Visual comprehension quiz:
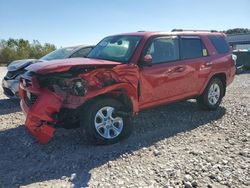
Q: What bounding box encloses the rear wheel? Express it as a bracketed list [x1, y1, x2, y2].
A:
[197, 78, 224, 110]
[80, 98, 133, 144]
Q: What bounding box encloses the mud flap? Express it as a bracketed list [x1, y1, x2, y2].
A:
[24, 89, 63, 144]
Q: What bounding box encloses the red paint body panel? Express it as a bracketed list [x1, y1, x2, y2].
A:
[138, 57, 207, 109]
[19, 31, 236, 144]
[20, 84, 63, 144]
[28, 58, 121, 74]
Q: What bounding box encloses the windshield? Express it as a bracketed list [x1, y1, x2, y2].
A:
[87, 35, 142, 63]
[40, 47, 77, 61]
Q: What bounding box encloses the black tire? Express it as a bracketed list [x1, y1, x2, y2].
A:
[197, 78, 224, 111]
[80, 98, 133, 145]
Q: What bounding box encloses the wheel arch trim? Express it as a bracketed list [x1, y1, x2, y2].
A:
[82, 83, 139, 114]
[199, 72, 227, 96]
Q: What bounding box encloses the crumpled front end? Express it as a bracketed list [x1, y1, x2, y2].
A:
[19, 61, 139, 144]
[19, 76, 63, 144]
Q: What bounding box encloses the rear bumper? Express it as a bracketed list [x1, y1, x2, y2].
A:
[19, 81, 63, 144]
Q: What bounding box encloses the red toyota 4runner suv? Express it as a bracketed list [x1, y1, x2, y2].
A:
[19, 30, 236, 144]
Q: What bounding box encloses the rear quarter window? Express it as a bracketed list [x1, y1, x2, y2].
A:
[209, 35, 230, 54]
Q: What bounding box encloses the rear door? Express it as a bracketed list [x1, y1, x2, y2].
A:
[178, 35, 211, 94]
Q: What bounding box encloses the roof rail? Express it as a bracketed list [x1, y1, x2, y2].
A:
[171, 29, 218, 33]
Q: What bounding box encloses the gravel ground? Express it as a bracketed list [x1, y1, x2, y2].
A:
[0, 67, 249, 188]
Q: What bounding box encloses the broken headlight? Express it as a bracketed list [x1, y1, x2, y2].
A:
[37, 74, 87, 96]
[70, 79, 86, 96]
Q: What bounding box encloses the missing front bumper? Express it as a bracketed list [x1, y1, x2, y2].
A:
[21, 89, 63, 144]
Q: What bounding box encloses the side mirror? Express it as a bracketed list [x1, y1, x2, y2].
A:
[142, 54, 152, 66]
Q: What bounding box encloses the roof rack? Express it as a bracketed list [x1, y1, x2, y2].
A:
[171, 29, 218, 33]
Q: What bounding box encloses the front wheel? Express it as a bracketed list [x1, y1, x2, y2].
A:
[197, 78, 224, 110]
[80, 98, 133, 144]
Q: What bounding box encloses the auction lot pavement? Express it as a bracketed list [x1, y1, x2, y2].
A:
[0, 67, 249, 188]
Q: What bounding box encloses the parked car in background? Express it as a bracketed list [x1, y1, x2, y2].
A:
[2, 45, 94, 97]
[233, 48, 250, 72]
[19, 30, 235, 145]
[232, 53, 243, 74]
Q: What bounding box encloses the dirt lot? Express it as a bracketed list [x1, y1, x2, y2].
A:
[0, 67, 249, 188]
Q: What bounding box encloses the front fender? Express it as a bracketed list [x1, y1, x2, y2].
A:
[85, 83, 139, 113]
[63, 64, 140, 113]
[63, 82, 139, 113]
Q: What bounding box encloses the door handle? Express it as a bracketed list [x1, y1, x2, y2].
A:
[204, 62, 213, 67]
[167, 66, 185, 74]
[174, 66, 185, 72]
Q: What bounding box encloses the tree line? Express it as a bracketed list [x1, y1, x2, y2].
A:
[223, 28, 250, 35]
[0, 39, 56, 65]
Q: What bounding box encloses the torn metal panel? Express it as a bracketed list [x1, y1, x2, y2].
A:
[21, 88, 63, 144]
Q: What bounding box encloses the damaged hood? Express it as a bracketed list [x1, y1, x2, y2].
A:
[26, 58, 122, 74]
[8, 59, 42, 71]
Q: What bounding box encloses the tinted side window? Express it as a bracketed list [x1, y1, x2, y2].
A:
[209, 35, 229, 54]
[145, 36, 179, 64]
[180, 37, 206, 59]
[70, 47, 93, 58]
